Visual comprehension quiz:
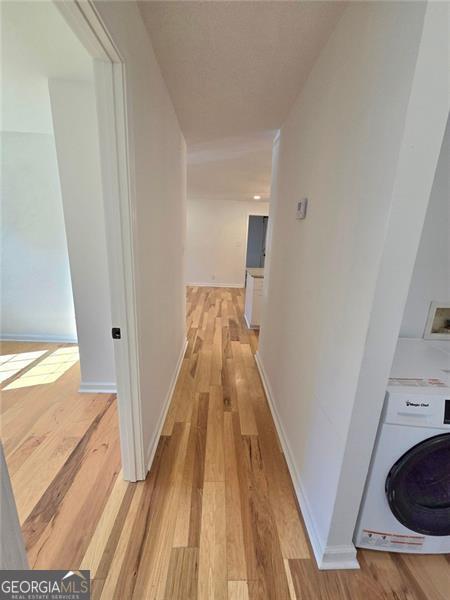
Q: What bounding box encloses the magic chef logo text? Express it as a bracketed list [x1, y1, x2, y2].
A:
[406, 401, 430, 407]
[1, 570, 89, 599]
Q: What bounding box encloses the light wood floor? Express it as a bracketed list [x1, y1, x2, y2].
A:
[1, 288, 449, 599]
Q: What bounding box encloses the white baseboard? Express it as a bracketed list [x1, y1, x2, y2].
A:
[79, 382, 117, 394]
[0, 333, 78, 344]
[145, 338, 188, 471]
[254, 351, 360, 571]
[186, 282, 243, 289]
[244, 314, 259, 330]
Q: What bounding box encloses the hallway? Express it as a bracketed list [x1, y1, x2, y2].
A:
[1, 0, 449, 595]
[88, 286, 311, 599]
[2, 289, 447, 599]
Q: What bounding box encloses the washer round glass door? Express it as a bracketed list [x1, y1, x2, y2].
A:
[385, 433, 450, 536]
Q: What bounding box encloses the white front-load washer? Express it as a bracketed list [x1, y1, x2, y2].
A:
[354, 338, 450, 554]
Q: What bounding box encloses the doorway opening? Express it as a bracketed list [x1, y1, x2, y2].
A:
[244, 214, 269, 329]
[1, 0, 143, 569]
[0, 0, 123, 567]
[246, 214, 269, 269]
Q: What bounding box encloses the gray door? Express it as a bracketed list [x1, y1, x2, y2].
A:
[246, 215, 268, 268]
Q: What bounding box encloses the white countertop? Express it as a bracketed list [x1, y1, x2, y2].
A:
[247, 268, 264, 279]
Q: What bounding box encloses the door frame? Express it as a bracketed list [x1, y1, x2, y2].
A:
[1, 444, 29, 569]
[55, 0, 145, 481]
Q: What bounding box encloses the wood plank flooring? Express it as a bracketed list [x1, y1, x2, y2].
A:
[0, 340, 120, 571]
[1, 288, 449, 599]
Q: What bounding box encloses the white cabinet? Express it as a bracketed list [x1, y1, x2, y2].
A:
[244, 269, 264, 329]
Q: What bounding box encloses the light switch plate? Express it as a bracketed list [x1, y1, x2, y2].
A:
[296, 198, 308, 219]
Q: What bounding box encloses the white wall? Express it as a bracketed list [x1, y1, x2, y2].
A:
[49, 80, 115, 390]
[186, 198, 269, 287]
[93, 1, 187, 463]
[1, 131, 77, 342]
[1, 0, 93, 134]
[1, 2, 78, 342]
[258, 1, 449, 569]
[400, 117, 450, 338]
[1, 39, 54, 135]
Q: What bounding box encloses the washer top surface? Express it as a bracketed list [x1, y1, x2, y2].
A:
[388, 338, 450, 393]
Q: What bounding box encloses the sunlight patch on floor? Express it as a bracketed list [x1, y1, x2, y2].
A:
[0, 351, 48, 383]
[3, 347, 79, 390]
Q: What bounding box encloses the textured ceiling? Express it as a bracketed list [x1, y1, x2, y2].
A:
[139, 1, 345, 144]
[188, 132, 274, 201]
[138, 1, 346, 201]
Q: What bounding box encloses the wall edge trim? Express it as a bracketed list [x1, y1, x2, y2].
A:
[79, 382, 117, 394]
[186, 282, 244, 288]
[0, 333, 78, 344]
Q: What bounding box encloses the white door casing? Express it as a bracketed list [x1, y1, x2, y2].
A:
[54, 0, 145, 481]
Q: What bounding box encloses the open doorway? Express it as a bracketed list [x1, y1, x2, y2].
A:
[1, 0, 116, 387]
[1, 0, 144, 482]
[0, 0, 120, 566]
[246, 214, 269, 269]
[244, 214, 269, 329]
[1, 0, 143, 569]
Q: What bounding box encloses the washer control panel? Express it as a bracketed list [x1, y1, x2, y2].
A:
[384, 391, 450, 429]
